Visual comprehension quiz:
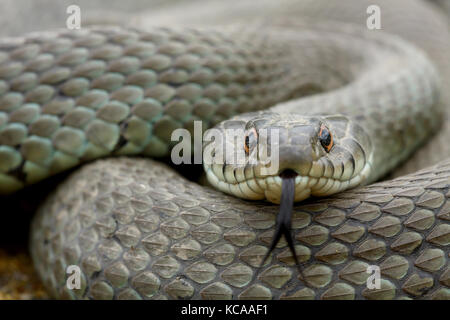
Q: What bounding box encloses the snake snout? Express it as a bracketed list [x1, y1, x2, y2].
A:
[274, 142, 316, 177]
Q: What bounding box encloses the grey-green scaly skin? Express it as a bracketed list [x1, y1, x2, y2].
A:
[30, 157, 450, 299]
[0, 26, 300, 193]
[0, 0, 447, 299]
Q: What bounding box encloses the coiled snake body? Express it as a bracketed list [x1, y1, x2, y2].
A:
[0, 0, 448, 299]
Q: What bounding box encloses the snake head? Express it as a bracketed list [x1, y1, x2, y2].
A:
[203, 111, 373, 204]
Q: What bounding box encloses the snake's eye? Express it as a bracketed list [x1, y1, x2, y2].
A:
[244, 128, 258, 155]
[319, 124, 333, 152]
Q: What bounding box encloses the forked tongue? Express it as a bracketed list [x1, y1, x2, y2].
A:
[259, 170, 301, 274]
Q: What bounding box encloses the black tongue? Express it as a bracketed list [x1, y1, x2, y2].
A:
[260, 172, 301, 271]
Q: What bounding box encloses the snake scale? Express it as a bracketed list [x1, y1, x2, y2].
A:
[0, 0, 448, 299]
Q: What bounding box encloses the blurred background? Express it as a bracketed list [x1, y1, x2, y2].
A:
[0, 0, 448, 37]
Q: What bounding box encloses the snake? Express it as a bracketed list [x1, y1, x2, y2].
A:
[0, 0, 448, 299]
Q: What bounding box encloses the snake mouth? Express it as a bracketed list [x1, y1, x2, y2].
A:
[279, 169, 298, 179]
[204, 158, 373, 204]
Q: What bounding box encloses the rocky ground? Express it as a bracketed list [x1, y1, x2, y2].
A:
[0, 249, 47, 299]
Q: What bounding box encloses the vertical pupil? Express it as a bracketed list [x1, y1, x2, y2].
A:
[245, 135, 250, 148]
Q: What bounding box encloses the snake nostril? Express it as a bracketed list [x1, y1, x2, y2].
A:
[279, 169, 298, 179]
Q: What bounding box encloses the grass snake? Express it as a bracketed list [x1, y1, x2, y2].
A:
[0, 0, 448, 299]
